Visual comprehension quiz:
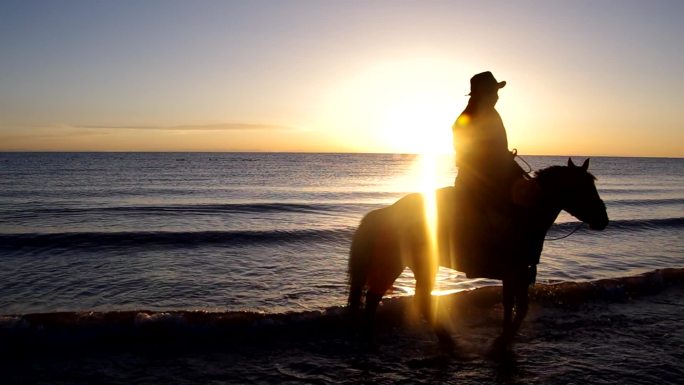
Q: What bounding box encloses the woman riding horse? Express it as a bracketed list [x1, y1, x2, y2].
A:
[347, 159, 608, 347]
[347, 72, 608, 347]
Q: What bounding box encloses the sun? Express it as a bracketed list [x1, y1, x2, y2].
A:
[377, 93, 456, 155]
[318, 56, 470, 155]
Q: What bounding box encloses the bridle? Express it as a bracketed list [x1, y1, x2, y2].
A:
[512, 152, 590, 241]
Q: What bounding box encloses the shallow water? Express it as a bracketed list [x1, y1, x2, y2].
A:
[3, 271, 682, 385]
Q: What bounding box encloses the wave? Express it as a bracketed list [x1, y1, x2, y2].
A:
[0, 228, 356, 250]
[0, 202, 382, 217]
[546, 217, 684, 234]
[1, 217, 681, 251]
[607, 197, 684, 206]
[1, 268, 682, 352]
[601, 217, 684, 231]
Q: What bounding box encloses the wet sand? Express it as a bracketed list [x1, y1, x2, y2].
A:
[4, 289, 682, 384]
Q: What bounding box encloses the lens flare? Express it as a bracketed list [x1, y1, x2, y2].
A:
[417, 153, 440, 322]
[455, 114, 470, 127]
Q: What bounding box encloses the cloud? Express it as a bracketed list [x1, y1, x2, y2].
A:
[0, 130, 105, 140]
[70, 123, 297, 131]
[0, 122, 310, 151]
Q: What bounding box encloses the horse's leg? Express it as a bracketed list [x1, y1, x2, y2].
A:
[363, 290, 383, 341]
[501, 278, 515, 339]
[511, 278, 530, 335]
[414, 277, 433, 325]
[362, 260, 405, 343]
[415, 273, 454, 348]
[498, 276, 530, 347]
[489, 278, 515, 352]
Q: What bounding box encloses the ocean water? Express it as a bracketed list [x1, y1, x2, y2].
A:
[0, 152, 682, 315]
[1, 152, 683, 384]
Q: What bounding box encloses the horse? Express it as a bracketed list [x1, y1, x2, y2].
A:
[347, 158, 608, 347]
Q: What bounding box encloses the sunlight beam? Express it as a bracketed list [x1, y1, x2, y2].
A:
[417, 152, 440, 322]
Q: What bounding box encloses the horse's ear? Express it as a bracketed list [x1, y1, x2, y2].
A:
[568, 158, 576, 168]
[581, 158, 590, 171]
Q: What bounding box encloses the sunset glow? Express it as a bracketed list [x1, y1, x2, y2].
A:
[1, 2, 682, 157]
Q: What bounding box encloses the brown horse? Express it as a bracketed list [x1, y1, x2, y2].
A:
[347, 158, 608, 346]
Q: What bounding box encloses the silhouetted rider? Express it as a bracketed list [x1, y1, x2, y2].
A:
[452, 71, 525, 207]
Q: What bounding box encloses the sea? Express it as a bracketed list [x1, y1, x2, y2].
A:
[1, 152, 682, 384]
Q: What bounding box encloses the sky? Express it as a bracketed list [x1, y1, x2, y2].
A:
[1, 0, 682, 157]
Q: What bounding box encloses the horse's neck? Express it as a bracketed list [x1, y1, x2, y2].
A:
[536, 199, 563, 232]
[534, 174, 567, 232]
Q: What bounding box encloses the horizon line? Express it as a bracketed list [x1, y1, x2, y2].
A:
[0, 150, 681, 159]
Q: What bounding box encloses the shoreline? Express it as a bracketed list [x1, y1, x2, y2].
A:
[2, 269, 683, 384]
[2, 268, 682, 353]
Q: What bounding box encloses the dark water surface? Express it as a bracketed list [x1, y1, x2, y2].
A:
[1, 153, 682, 314]
[1, 153, 682, 383]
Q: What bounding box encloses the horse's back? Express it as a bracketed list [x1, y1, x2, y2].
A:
[351, 185, 524, 283]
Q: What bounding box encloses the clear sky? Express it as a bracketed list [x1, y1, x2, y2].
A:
[1, 0, 682, 156]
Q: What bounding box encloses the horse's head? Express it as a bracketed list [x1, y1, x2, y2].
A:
[536, 158, 609, 230]
[561, 158, 609, 230]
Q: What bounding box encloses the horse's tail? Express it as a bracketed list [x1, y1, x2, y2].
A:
[347, 210, 380, 311]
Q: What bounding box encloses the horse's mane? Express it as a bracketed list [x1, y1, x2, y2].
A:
[533, 165, 597, 183]
[533, 165, 564, 181]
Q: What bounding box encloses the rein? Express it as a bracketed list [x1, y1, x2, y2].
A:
[545, 222, 583, 241]
[512, 149, 533, 175]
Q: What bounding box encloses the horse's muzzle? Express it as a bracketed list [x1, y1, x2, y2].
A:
[589, 212, 609, 230]
[588, 201, 609, 230]
[589, 220, 608, 231]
